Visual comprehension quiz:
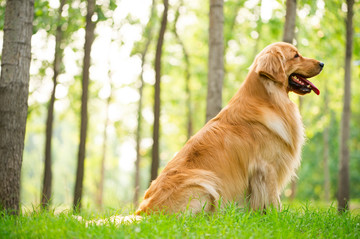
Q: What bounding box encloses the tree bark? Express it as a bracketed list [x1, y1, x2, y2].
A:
[0, 0, 34, 214]
[206, 0, 224, 122]
[41, 0, 66, 210]
[338, 0, 353, 213]
[150, 0, 168, 183]
[73, 0, 96, 212]
[173, 0, 193, 139]
[134, 0, 156, 207]
[323, 83, 330, 202]
[282, 0, 297, 44]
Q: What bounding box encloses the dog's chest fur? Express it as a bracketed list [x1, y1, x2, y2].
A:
[263, 105, 304, 150]
[261, 80, 305, 155]
[259, 101, 304, 188]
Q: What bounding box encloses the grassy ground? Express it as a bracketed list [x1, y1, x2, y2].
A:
[1, 203, 359, 238]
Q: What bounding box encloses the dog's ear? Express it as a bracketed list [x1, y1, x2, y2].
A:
[255, 52, 286, 84]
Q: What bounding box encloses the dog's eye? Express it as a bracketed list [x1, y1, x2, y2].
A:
[294, 53, 299, 58]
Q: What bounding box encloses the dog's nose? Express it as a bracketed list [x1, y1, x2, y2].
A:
[319, 62, 324, 68]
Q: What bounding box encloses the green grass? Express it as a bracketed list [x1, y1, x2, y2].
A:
[1, 203, 359, 238]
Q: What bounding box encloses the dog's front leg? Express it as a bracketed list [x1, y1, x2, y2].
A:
[248, 164, 281, 211]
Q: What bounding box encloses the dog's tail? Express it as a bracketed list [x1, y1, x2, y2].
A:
[135, 169, 221, 215]
[74, 214, 142, 227]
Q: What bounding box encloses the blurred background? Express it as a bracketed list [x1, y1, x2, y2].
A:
[1, 0, 359, 211]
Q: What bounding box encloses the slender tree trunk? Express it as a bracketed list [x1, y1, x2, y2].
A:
[96, 94, 111, 210]
[134, 0, 156, 207]
[150, 0, 169, 183]
[323, 83, 330, 202]
[0, 0, 34, 214]
[282, 0, 296, 44]
[252, 16, 263, 58]
[206, 0, 224, 122]
[224, 1, 242, 68]
[338, 0, 353, 213]
[173, 0, 193, 139]
[185, 56, 193, 139]
[224, 0, 242, 53]
[134, 77, 144, 206]
[73, 0, 96, 212]
[41, 0, 66, 210]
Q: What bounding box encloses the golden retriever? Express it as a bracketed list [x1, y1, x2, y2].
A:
[136, 42, 324, 214]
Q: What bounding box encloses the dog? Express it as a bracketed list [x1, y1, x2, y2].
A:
[136, 42, 324, 215]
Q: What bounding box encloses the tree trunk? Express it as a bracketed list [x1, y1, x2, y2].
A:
[252, 10, 263, 58]
[150, 0, 168, 183]
[173, 0, 193, 139]
[206, 0, 224, 122]
[73, 0, 96, 212]
[323, 83, 330, 202]
[41, 0, 66, 210]
[282, 0, 297, 44]
[96, 94, 111, 210]
[0, 0, 34, 214]
[134, 0, 156, 207]
[338, 0, 353, 213]
[224, 1, 242, 76]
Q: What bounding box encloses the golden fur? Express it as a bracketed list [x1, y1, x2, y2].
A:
[136, 42, 323, 214]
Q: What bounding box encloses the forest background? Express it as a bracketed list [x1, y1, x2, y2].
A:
[0, 0, 359, 212]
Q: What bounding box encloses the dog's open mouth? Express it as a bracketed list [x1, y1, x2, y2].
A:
[288, 74, 320, 95]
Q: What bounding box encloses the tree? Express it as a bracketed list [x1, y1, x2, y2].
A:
[282, 0, 296, 44]
[134, 0, 156, 207]
[0, 0, 34, 213]
[173, 0, 193, 139]
[41, 0, 66, 210]
[338, 0, 354, 212]
[73, 0, 96, 212]
[224, 0, 242, 54]
[206, 0, 224, 122]
[150, 0, 169, 183]
[96, 91, 111, 210]
[323, 82, 330, 202]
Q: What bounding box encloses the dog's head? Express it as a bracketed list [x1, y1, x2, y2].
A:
[253, 42, 324, 95]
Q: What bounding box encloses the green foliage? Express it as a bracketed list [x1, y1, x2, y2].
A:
[33, 0, 52, 33]
[95, 0, 117, 23]
[1, 204, 359, 238]
[0, 1, 6, 29]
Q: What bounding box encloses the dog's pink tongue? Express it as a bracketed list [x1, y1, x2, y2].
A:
[298, 75, 320, 95]
[303, 78, 320, 95]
